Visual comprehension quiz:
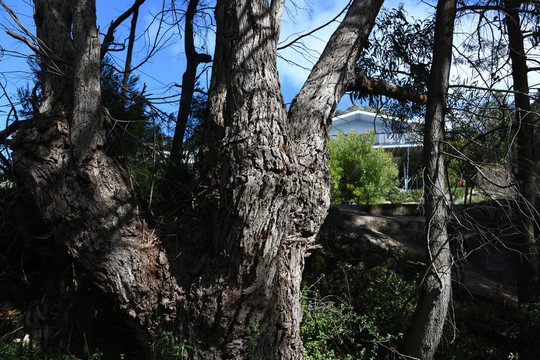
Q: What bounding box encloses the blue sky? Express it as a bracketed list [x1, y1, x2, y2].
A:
[0, 0, 434, 128]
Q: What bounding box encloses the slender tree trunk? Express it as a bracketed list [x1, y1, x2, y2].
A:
[121, 1, 140, 98]
[13, 0, 383, 358]
[504, 0, 539, 354]
[404, 0, 456, 358]
[169, 0, 211, 163]
[504, 0, 540, 306]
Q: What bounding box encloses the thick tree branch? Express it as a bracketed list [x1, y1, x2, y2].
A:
[169, 0, 212, 160]
[0, 121, 29, 144]
[121, 0, 140, 97]
[289, 0, 384, 136]
[270, 0, 286, 33]
[349, 72, 428, 104]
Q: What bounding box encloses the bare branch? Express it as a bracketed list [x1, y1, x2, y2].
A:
[278, 0, 353, 51]
[0, 0, 40, 43]
[5, 30, 40, 54]
[449, 83, 539, 101]
[100, 0, 146, 60]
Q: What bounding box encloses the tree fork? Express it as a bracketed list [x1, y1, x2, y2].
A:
[12, 0, 385, 358]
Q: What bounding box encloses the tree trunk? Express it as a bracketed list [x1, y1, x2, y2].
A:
[504, 0, 539, 354]
[504, 0, 540, 306]
[404, 0, 456, 358]
[121, 0, 140, 98]
[13, 0, 383, 358]
[15, 0, 181, 351]
[169, 0, 211, 163]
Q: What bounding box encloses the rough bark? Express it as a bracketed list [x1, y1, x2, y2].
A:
[13, 0, 383, 358]
[504, 0, 540, 306]
[404, 0, 456, 358]
[16, 0, 181, 350]
[186, 0, 383, 357]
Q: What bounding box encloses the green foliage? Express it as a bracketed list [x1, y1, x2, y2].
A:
[101, 58, 158, 159]
[150, 318, 191, 360]
[386, 187, 423, 204]
[301, 290, 358, 360]
[355, 5, 434, 121]
[246, 322, 261, 359]
[328, 130, 398, 204]
[515, 303, 540, 359]
[301, 258, 416, 360]
[0, 338, 107, 360]
[100, 58, 172, 210]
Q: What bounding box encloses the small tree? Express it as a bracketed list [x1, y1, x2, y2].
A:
[328, 130, 398, 204]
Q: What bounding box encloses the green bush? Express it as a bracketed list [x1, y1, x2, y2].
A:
[300, 291, 352, 360]
[328, 130, 398, 204]
[386, 187, 423, 204]
[0, 338, 98, 359]
[301, 260, 415, 359]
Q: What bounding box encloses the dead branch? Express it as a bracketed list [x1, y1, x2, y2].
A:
[101, 0, 146, 60]
[6, 31, 40, 55]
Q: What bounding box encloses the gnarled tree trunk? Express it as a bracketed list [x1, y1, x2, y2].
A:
[13, 0, 383, 358]
[14, 0, 181, 349]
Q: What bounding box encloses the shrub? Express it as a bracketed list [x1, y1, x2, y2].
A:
[328, 130, 398, 204]
[301, 260, 416, 359]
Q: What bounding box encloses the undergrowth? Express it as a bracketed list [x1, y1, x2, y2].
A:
[300, 254, 416, 359]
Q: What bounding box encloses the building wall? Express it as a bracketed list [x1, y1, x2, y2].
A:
[330, 110, 390, 137]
